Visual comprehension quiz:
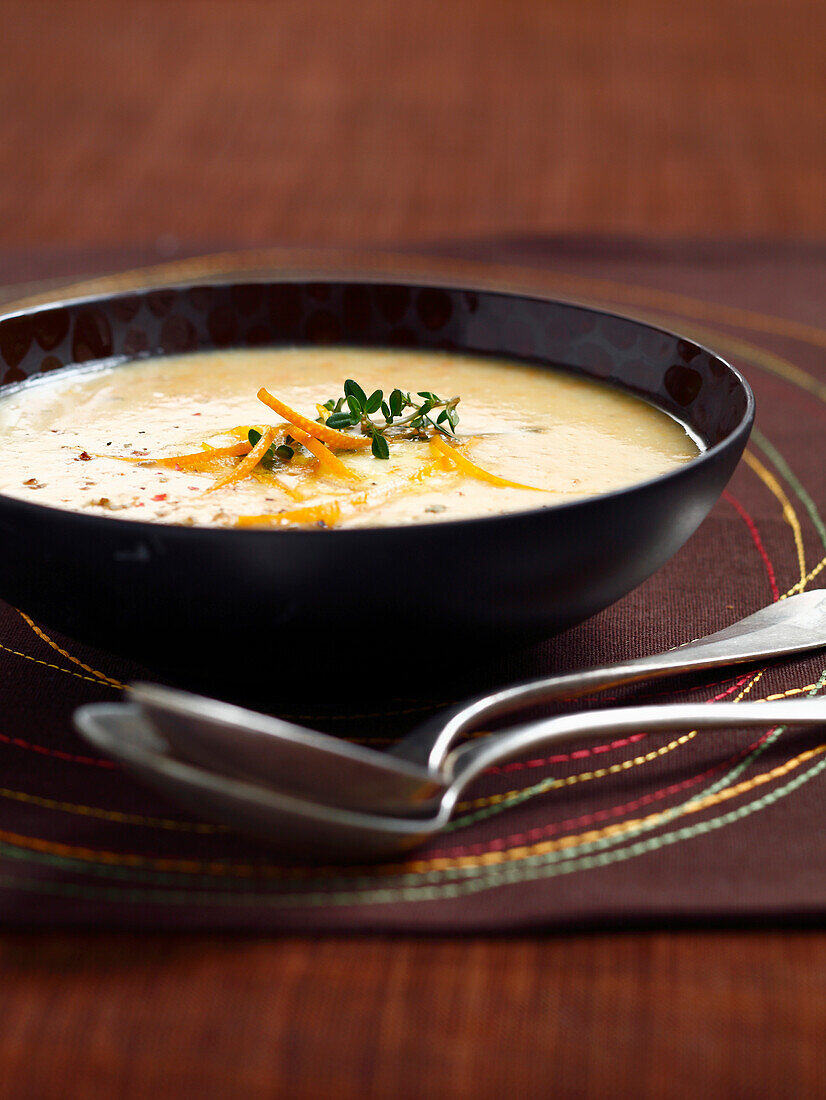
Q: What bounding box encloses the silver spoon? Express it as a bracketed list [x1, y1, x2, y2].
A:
[124, 592, 826, 815]
[75, 696, 826, 862]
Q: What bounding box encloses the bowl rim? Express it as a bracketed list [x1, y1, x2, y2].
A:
[0, 277, 755, 541]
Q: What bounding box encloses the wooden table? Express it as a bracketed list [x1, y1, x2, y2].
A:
[1, 2, 825, 1097]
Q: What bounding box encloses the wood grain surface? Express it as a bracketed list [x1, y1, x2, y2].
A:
[1, 2, 825, 1098]
[3, 929, 826, 1100]
[0, 0, 824, 249]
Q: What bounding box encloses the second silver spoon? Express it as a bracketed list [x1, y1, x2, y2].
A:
[75, 696, 826, 862]
[128, 591, 826, 815]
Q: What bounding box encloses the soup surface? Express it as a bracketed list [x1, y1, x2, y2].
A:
[0, 348, 699, 528]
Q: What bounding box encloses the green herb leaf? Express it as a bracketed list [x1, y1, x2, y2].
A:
[344, 379, 367, 405]
[275, 444, 294, 461]
[320, 381, 461, 453]
[326, 412, 358, 429]
[370, 430, 390, 460]
[365, 389, 383, 414]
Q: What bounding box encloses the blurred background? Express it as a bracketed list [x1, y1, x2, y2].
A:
[1, 0, 823, 272]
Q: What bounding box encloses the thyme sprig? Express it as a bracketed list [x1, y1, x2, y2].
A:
[321, 380, 461, 459]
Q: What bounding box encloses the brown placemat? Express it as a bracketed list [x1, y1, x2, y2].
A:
[1, 239, 825, 932]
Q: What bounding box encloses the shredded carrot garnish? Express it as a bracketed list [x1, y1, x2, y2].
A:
[257, 388, 372, 451]
[429, 434, 548, 492]
[236, 502, 342, 529]
[205, 427, 277, 493]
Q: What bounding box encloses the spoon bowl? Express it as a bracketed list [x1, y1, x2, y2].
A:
[75, 696, 826, 862]
[127, 591, 826, 816]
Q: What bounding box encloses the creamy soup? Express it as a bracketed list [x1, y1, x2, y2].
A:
[0, 348, 700, 528]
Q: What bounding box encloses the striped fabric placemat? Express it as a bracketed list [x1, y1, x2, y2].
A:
[0, 239, 824, 931]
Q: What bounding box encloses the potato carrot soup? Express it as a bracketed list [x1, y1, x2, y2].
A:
[0, 347, 700, 529]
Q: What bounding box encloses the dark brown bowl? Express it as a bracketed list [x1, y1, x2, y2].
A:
[0, 278, 753, 694]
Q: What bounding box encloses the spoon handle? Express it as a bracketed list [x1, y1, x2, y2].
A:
[398, 591, 826, 772]
[444, 698, 826, 801]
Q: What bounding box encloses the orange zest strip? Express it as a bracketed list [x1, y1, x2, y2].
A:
[429, 434, 547, 492]
[162, 442, 252, 466]
[257, 388, 372, 451]
[291, 428, 364, 482]
[410, 458, 449, 482]
[211, 426, 307, 497]
[226, 425, 264, 440]
[249, 467, 304, 501]
[236, 502, 342, 528]
[227, 425, 308, 459]
[106, 442, 252, 467]
[206, 427, 277, 492]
